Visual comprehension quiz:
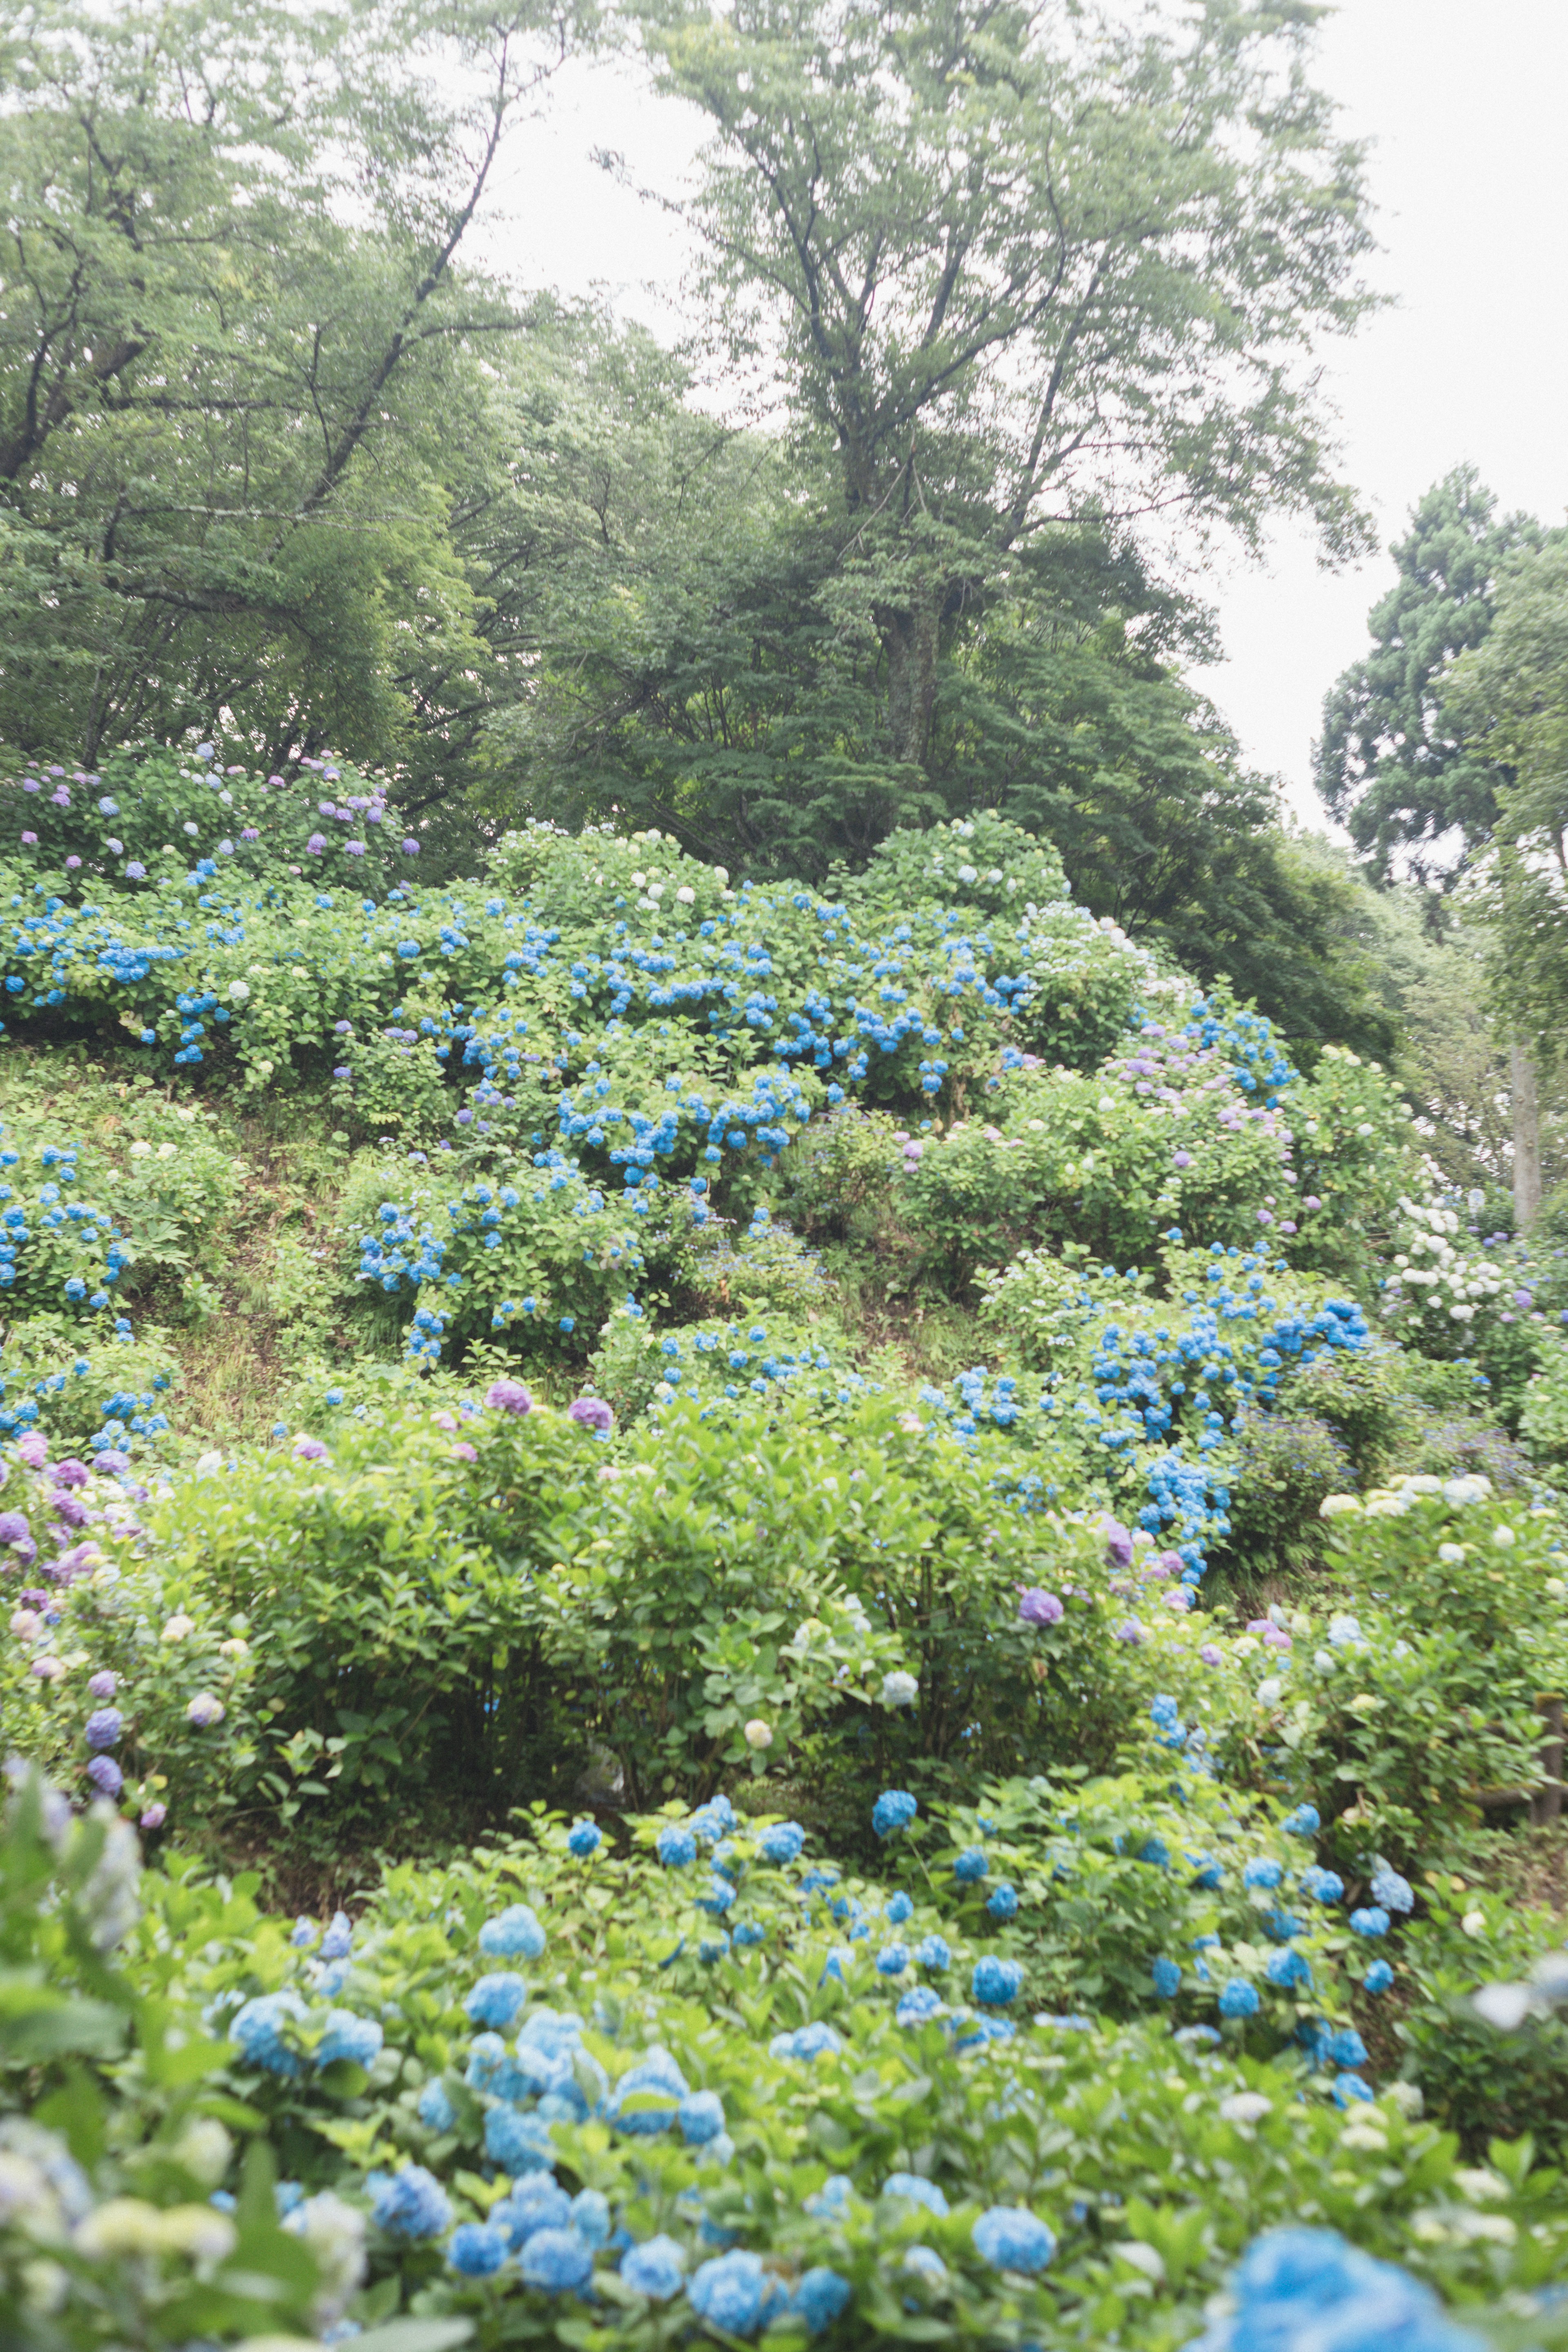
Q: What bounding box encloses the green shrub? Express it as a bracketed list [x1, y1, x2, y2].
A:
[1392, 1886, 1568, 2160]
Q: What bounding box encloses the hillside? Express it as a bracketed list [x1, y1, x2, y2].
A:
[6, 743, 1568, 2352]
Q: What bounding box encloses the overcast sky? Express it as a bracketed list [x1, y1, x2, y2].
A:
[474, 0, 1568, 829]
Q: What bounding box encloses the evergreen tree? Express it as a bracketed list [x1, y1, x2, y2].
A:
[1314, 468, 1539, 885]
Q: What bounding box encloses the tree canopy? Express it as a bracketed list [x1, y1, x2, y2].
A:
[635, 0, 1377, 768]
[0, 0, 583, 778]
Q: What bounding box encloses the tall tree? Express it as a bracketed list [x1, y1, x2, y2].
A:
[626, 0, 1378, 776]
[1315, 472, 1559, 1227]
[1448, 540, 1568, 1114]
[0, 0, 583, 777]
[1314, 467, 1539, 885]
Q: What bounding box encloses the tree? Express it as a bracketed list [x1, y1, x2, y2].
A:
[0, 0, 582, 782]
[1316, 472, 1561, 1227]
[1448, 541, 1568, 1103]
[1314, 467, 1539, 885]
[628, 0, 1378, 777]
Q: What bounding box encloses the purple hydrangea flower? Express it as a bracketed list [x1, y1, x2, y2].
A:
[85, 1707, 123, 1751]
[567, 1396, 613, 1432]
[1101, 1517, 1134, 1569]
[86, 1754, 123, 1797]
[87, 1670, 118, 1699]
[1017, 1586, 1063, 1626]
[485, 1378, 532, 1416]
[140, 1801, 167, 1829]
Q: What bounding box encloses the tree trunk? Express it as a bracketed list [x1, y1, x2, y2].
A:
[879, 596, 939, 769]
[1511, 1042, 1543, 1233]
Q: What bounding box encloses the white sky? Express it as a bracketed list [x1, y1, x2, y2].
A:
[475, 0, 1568, 828]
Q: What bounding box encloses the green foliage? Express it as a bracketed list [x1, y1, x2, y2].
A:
[1254, 1482, 1568, 1869]
[0, 1455, 259, 1826]
[1521, 1338, 1568, 1466]
[0, 1771, 326, 2348]
[1392, 1887, 1568, 2160]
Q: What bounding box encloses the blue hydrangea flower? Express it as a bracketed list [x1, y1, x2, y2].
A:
[1349, 1906, 1390, 1938]
[679, 2090, 726, 2145]
[290, 1918, 318, 1950]
[1363, 1960, 1395, 1995]
[416, 2080, 457, 2132]
[696, 1874, 735, 1916]
[571, 2190, 610, 2247]
[1218, 1979, 1260, 2019]
[318, 2009, 384, 2069]
[657, 1824, 698, 1869]
[1221, 2225, 1472, 2352]
[519, 2226, 594, 2294]
[804, 2176, 853, 2218]
[886, 1890, 913, 1924]
[758, 1820, 806, 1865]
[689, 2248, 773, 2335]
[1332, 2072, 1374, 2108]
[792, 2267, 851, 2333]
[768, 2021, 844, 2063]
[483, 2107, 554, 2173]
[1327, 2027, 1368, 2069]
[902, 2245, 947, 2287]
[321, 1909, 353, 1960]
[872, 1789, 918, 1838]
[1265, 1947, 1312, 1989]
[972, 1956, 1023, 2007]
[1151, 1958, 1182, 1999]
[953, 1846, 987, 1882]
[608, 2046, 688, 2132]
[230, 1989, 309, 2078]
[916, 1934, 951, 1970]
[493, 2171, 571, 2246]
[690, 1795, 737, 1844]
[368, 2163, 452, 2240]
[1370, 1864, 1414, 1915]
[972, 2207, 1055, 2272]
[1243, 1858, 1284, 1890]
[1281, 1804, 1320, 1837]
[448, 2221, 508, 2276]
[465, 1972, 527, 2029]
[884, 2173, 949, 2216]
[622, 2233, 686, 2300]
[897, 1984, 944, 2026]
[479, 1904, 546, 1960]
[876, 1942, 910, 1976]
[567, 1820, 602, 1857]
[987, 1882, 1019, 1921]
[734, 1921, 766, 1948]
[1301, 1866, 1345, 1905]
